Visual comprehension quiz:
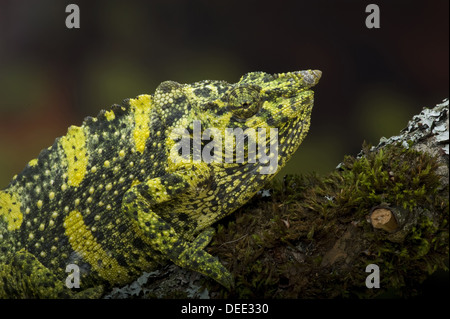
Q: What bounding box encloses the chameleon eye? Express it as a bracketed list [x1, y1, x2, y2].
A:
[227, 85, 261, 121]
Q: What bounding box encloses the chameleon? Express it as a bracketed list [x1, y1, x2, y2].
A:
[0, 69, 321, 298]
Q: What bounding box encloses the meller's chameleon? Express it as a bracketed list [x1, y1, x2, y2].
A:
[0, 70, 321, 298]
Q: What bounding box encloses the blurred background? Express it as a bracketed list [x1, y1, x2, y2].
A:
[0, 0, 448, 298]
[0, 0, 448, 185]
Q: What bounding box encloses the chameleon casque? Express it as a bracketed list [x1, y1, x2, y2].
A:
[0, 70, 321, 298]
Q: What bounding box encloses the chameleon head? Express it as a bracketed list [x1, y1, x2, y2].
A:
[226, 70, 321, 171]
[163, 70, 321, 177]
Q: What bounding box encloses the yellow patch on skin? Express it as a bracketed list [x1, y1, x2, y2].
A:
[60, 125, 88, 187]
[131, 179, 141, 187]
[63, 210, 132, 284]
[104, 110, 115, 121]
[145, 178, 171, 203]
[28, 159, 38, 167]
[0, 191, 23, 231]
[129, 94, 152, 154]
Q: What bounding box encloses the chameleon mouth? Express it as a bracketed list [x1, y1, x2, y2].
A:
[277, 114, 309, 162]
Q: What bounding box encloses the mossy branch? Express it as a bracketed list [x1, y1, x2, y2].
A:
[106, 99, 449, 299]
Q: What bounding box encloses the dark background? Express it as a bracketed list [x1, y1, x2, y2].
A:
[0, 0, 448, 298]
[0, 0, 448, 185]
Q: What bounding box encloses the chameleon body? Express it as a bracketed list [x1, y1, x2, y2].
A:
[0, 70, 321, 298]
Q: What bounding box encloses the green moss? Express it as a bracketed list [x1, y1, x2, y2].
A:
[208, 143, 449, 298]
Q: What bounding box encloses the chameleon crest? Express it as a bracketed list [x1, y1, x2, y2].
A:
[0, 70, 321, 298]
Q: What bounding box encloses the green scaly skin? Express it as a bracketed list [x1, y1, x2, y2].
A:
[0, 70, 321, 298]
